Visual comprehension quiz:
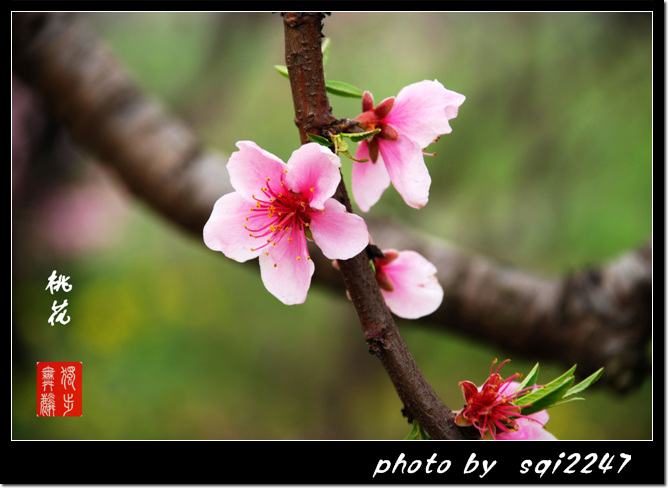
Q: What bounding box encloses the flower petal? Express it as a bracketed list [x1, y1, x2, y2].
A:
[378, 136, 431, 209]
[379, 250, 443, 319]
[497, 418, 557, 440]
[203, 192, 260, 262]
[309, 199, 369, 260]
[351, 140, 391, 212]
[227, 141, 289, 200]
[259, 238, 315, 305]
[389, 79, 466, 149]
[284, 142, 341, 210]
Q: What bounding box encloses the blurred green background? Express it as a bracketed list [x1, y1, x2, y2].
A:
[12, 12, 652, 440]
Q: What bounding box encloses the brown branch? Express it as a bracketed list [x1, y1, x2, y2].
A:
[12, 12, 652, 396]
[366, 221, 652, 394]
[12, 12, 226, 237]
[281, 12, 471, 440]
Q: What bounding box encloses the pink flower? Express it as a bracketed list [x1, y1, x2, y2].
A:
[372, 249, 443, 319]
[203, 141, 369, 305]
[496, 384, 557, 440]
[352, 80, 465, 212]
[454, 359, 556, 440]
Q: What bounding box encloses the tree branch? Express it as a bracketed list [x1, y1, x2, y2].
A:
[12, 12, 652, 395]
[281, 12, 471, 439]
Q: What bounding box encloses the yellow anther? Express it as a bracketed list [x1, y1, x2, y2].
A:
[310, 187, 314, 192]
[296, 256, 301, 260]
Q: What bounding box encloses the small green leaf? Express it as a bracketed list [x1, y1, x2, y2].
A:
[306, 133, 333, 147]
[339, 150, 368, 163]
[325, 80, 364, 98]
[333, 135, 349, 154]
[274, 65, 289, 79]
[321, 37, 331, 67]
[515, 364, 577, 408]
[515, 362, 540, 394]
[341, 128, 381, 142]
[565, 367, 604, 397]
[520, 378, 574, 416]
[547, 396, 585, 409]
[405, 421, 431, 440]
[405, 422, 419, 440]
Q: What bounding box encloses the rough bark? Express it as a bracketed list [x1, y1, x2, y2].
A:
[281, 12, 472, 439]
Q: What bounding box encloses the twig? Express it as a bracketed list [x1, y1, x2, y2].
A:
[281, 12, 473, 439]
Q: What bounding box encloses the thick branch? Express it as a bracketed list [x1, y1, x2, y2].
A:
[12, 12, 652, 395]
[282, 12, 470, 440]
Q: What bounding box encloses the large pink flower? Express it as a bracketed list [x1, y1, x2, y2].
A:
[204, 141, 369, 305]
[372, 249, 443, 319]
[352, 79, 465, 212]
[454, 359, 557, 440]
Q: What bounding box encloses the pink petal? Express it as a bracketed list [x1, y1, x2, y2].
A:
[388, 79, 466, 149]
[285, 143, 341, 209]
[497, 418, 557, 440]
[380, 250, 443, 319]
[378, 136, 431, 209]
[203, 192, 260, 263]
[309, 199, 369, 260]
[351, 141, 391, 212]
[227, 141, 289, 199]
[259, 239, 315, 305]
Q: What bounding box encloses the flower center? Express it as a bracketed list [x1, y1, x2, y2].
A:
[456, 360, 538, 439]
[354, 96, 399, 163]
[244, 170, 314, 265]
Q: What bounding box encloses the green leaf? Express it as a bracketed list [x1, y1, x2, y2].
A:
[404, 421, 431, 440]
[515, 364, 578, 415]
[339, 150, 368, 163]
[306, 133, 333, 147]
[321, 37, 331, 67]
[274, 65, 289, 79]
[565, 367, 604, 398]
[547, 396, 585, 408]
[341, 128, 381, 142]
[325, 80, 364, 98]
[520, 378, 574, 416]
[515, 365, 574, 407]
[515, 362, 540, 394]
[515, 364, 577, 406]
[333, 135, 349, 154]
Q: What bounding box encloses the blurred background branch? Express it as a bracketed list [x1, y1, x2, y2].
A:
[12, 11, 653, 439]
